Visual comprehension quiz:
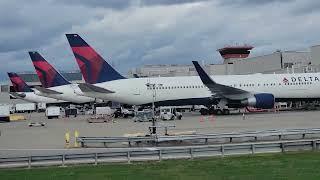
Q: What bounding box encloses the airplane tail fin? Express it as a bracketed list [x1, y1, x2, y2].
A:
[7, 72, 33, 92]
[28, 51, 71, 88]
[66, 34, 126, 84]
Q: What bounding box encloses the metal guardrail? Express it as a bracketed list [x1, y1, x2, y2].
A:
[77, 128, 320, 147]
[77, 136, 155, 147]
[0, 139, 319, 168]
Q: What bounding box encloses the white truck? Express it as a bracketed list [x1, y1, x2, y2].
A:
[45, 106, 61, 119]
[88, 106, 115, 123]
[15, 103, 36, 113]
[159, 106, 182, 120]
[37, 103, 46, 112]
[0, 105, 10, 122]
[95, 106, 115, 115]
[112, 107, 134, 118]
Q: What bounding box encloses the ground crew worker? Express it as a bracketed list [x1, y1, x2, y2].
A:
[74, 130, 79, 147]
[65, 131, 70, 148]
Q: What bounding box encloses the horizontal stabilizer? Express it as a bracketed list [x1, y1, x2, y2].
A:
[34, 86, 63, 95]
[10, 92, 26, 98]
[78, 83, 115, 94]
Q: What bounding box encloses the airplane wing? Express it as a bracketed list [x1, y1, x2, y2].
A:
[192, 61, 251, 100]
[33, 86, 63, 94]
[78, 83, 115, 94]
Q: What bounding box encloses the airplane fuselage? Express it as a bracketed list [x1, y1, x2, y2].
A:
[82, 73, 320, 106]
[35, 84, 95, 104]
[13, 92, 66, 104]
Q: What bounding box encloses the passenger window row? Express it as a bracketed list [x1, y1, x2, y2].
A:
[284, 82, 312, 85]
[146, 81, 313, 90]
[147, 85, 205, 90]
[236, 82, 313, 87]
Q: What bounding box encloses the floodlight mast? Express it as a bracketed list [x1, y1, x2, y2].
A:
[145, 83, 162, 135]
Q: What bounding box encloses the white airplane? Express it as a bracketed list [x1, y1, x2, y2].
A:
[28, 51, 96, 104]
[66, 34, 320, 114]
[7, 72, 66, 104]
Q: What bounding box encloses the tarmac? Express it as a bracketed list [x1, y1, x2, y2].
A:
[1, 110, 320, 157]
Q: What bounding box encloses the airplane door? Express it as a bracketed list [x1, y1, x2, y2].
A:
[132, 80, 142, 96]
[132, 87, 140, 96]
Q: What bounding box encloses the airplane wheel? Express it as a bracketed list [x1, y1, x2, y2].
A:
[215, 109, 223, 115]
[200, 108, 209, 115]
[223, 109, 230, 115]
[209, 108, 216, 115]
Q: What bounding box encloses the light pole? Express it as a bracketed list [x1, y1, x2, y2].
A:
[146, 83, 162, 135]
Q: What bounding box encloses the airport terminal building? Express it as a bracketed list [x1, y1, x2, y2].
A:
[129, 45, 320, 77]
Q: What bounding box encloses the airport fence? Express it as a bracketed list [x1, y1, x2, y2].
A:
[0, 139, 319, 169]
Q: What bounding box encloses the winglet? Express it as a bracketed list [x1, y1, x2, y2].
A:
[7, 72, 33, 92]
[29, 51, 71, 88]
[65, 34, 126, 84]
[192, 61, 216, 85]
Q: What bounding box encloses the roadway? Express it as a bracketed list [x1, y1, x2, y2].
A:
[1, 110, 320, 156]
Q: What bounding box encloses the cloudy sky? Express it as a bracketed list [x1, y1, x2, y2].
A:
[1, 0, 320, 83]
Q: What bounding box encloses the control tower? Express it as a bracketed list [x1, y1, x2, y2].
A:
[218, 45, 254, 64]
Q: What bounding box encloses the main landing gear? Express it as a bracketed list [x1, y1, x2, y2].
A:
[200, 106, 230, 115]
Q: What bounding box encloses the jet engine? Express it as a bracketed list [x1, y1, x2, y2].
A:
[241, 93, 275, 109]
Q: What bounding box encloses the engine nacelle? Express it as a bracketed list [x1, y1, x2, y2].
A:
[241, 93, 275, 109]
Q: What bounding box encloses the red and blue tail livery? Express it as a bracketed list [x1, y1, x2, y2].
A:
[7, 72, 33, 92]
[66, 34, 126, 84]
[28, 51, 71, 88]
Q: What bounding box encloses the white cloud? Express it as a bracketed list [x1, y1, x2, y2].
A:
[1, 0, 320, 82]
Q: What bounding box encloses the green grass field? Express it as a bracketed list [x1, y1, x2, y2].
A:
[2, 151, 320, 180]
